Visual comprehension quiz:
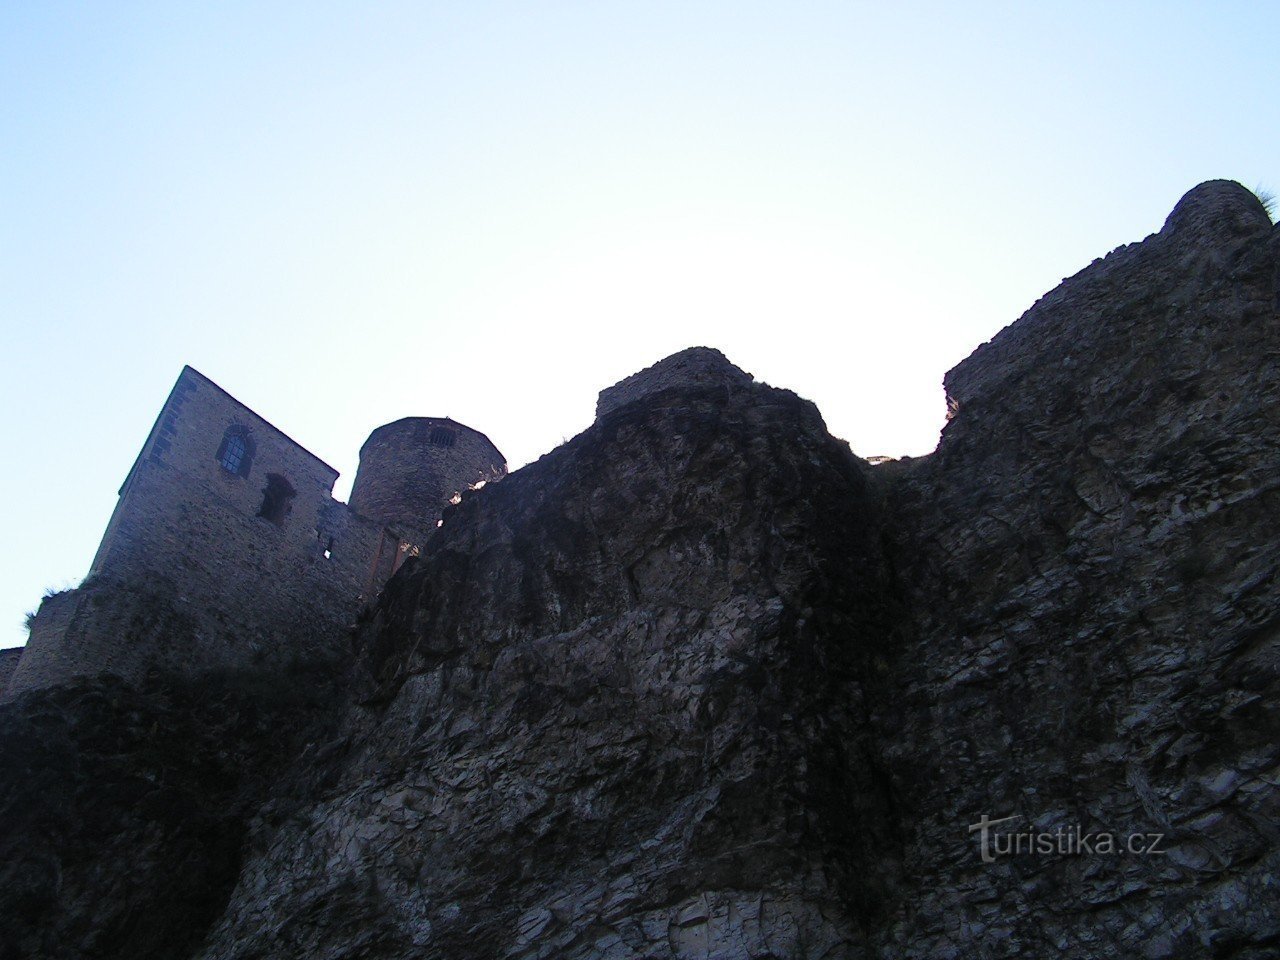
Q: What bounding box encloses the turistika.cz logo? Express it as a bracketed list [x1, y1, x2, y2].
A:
[968, 814, 1166, 864]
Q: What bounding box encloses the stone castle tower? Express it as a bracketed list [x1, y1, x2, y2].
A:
[350, 417, 505, 542]
[4, 367, 505, 699]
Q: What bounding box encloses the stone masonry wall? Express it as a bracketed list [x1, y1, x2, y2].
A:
[8, 478, 382, 698]
[11, 579, 203, 696]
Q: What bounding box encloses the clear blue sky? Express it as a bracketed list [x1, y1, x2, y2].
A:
[2, 2, 1276, 648]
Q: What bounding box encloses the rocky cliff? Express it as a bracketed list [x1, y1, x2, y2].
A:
[1, 180, 1277, 959]
[875, 180, 1280, 957]
[196, 352, 906, 959]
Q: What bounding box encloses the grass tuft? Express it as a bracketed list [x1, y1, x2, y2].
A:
[1253, 184, 1276, 222]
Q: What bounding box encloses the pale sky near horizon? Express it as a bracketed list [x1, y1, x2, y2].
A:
[2, 2, 1277, 649]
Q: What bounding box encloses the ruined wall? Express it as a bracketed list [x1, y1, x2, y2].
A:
[348, 417, 506, 537]
[594, 346, 755, 418]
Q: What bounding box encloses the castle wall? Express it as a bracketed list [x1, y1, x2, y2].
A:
[8, 581, 202, 696]
[9, 470, 388, 697]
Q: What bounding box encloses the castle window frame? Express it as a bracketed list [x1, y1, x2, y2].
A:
[216, 425, 255, 477]
[428, 426, 457, 448]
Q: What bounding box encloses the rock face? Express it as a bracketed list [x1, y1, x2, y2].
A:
[0, 180, 1277, 959]
[874, 180, 1280, 957]
[198, 367, 901, 959]
[0, 664, 344, 960]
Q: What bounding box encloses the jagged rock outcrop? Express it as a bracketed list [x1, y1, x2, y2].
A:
[0, 180, 1277, 959]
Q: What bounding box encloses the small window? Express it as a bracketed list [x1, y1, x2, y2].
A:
[258, 473, 296, 527]
[428, 426, 456, 448]
[215, 425, 255, 477]
[220, 434, 246, 472]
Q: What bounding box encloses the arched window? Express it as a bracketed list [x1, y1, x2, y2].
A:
[428, 426, 457, 448]
[257, 473, 295, 527]
[215, 425, 255, 477]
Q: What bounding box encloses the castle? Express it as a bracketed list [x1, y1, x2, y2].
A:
[3, 366, 506, 698]
[3, 183, 1277, 959]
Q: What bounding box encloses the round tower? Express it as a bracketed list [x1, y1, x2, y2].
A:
[349, 417, 506, 534]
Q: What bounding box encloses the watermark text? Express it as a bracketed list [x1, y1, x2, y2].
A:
[968, 814, 1165, 863]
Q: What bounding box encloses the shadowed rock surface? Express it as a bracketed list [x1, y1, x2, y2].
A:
[0, 180, 1277, 959]
[198, 372, 903, 959]
[0, 664, 345, 960]
[877, 180, 1280, 958]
